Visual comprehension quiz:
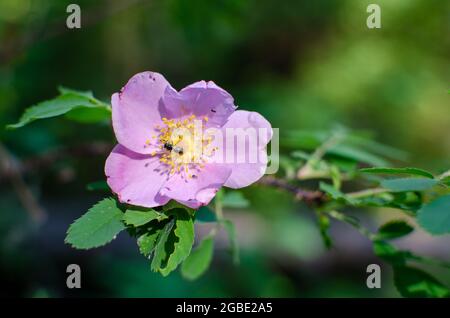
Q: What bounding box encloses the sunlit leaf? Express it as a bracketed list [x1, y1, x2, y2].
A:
[7, 88, 110, 129]
[65, 198, 125, 249]
[123, 209, 167, 227]
[360, 167, 434, 179]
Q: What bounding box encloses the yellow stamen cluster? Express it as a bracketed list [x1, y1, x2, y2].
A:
[152, 115, 214, 178]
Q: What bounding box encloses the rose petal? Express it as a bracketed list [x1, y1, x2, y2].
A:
[105, 144, 170, 207]
[112, 72, 170, 154]
[160, 164, 232, 208]
[219, 110, 273, 188]
[163, 80, 236, 127]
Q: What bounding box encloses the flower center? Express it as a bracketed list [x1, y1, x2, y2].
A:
[150, 115, 215, 178]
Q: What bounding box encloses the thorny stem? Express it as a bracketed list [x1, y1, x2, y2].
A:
[258, 176, 326, 205]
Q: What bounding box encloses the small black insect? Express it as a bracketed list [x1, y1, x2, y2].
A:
[163, 142, 173, 151]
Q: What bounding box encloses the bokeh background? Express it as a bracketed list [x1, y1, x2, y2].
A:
[0, 0, 449, 297]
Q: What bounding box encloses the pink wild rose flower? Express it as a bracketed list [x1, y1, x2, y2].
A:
[105, 71, 273, 209]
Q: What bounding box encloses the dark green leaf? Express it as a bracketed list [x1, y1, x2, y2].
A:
[65, 198, 125, 249]
[360, 167, 434, 179]
[86, 180, 109, 191]
[393, 266, 450, 298]
[381, 178, 438, 192]
[417, 195, 450, 235]
[163, 200, 195, 215]
[181, 234, 215, 280]
[376, 220, 414, 240]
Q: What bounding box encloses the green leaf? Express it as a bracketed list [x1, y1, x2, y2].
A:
[417, 195, 450, 235]
[58, 86, 94, 98]
[285, 129, 406, 161]
[441, 176, 450, 186]
[7, 89, 110, 129]
[222, 191, 250, 208]
[330, 165, 341, 190]
[222, 219, 239, 264]
[181, 235, 215, 280]
[291, 150, 311, 161]
[317, 213, 333, 249]
[373, 241, 414, 266]
[319, 182, 357, 204]
[376, 220, 414, 240]
[360, 167, 434, 179]
[123, 209, 167, 227]
[163, 200, 195, 215]
[393, 266, 450, 298]
[65, 106, 111, 123]
[65, 198, 125, 249]
[328, 144, 389, 167]
[137, 229, 161, 257]
[151, 209, 195, 276]
[151, 219, 175, 271]
[381, 178, 438, 192]
[195, 206, 217, 223]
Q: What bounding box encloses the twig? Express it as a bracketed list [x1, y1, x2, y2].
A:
[258, 176, 326, 205]
[0, 143, 46, 223]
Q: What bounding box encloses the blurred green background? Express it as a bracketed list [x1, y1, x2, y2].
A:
[0, 0, 449, 297]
